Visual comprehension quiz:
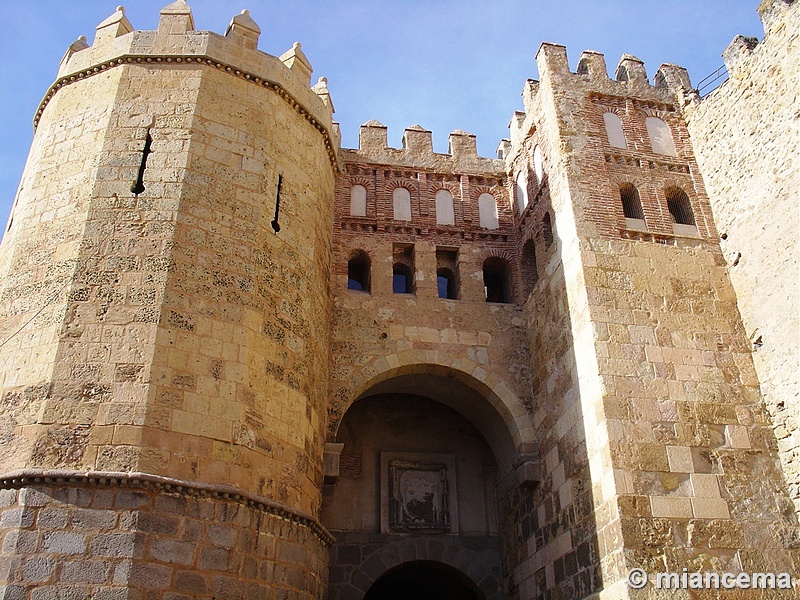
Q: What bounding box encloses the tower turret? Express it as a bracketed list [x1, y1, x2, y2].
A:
[0, 3, 337, 596]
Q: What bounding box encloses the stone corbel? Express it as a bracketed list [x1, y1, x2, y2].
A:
[323, 442, 345, 485]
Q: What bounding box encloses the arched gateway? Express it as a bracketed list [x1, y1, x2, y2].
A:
[322, 364, 530, 599]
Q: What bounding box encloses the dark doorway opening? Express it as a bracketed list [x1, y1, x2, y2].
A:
[363, 560, 484, 600]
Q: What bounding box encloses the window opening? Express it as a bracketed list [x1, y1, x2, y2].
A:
[393, 243, 415, 294]
[131, 128, 153, 195]
[521, 240, 538, 297]
[543, 213, 554, 247]
[620, 184, 645, 219]
[347, 250, 370, 292]
[483, 257, 512, 304]
[436, 247, 459, 300]
[666, 187, 695, 225]
[515, 172, 528, 212]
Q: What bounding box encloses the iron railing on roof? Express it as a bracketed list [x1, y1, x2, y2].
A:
[696, 65, 729, 97]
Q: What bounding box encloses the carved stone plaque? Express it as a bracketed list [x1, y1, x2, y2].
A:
[389, 460, 449, 531]
[381, 452, 457, 534]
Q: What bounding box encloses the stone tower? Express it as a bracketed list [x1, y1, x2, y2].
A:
[497, 31, 798, 598]
[0, 2, 338, 597]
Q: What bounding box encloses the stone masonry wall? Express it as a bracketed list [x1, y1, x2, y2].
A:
[328, 125, 535, 477]
[685, 0, 800, 514]
[0, 480, 329, 599]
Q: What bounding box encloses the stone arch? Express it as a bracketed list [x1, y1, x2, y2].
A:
[329, 352, 533, 477]
[333, 538, 504, 600]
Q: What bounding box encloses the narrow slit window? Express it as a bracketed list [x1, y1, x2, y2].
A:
[131, 128, 153, 195]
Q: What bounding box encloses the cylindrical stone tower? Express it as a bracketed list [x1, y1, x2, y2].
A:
[0, 2, 337, 597]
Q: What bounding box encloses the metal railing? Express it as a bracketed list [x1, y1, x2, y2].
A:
[696, 65, 729, 97]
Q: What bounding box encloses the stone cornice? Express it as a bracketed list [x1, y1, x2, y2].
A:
[0, 469, 335, 547]
[35, 54, 341, 174]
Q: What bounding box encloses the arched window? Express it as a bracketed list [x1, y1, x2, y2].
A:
[483, 257, 512, 304]
[533, 146, 545, 185]
[393, 243, 415, 294]
[603, 113, 627, 149]
[620, 184, 644, 219]
[515, 172, 528, 212]
[350, 185, 367, 217]
[478, 193, 499, 229]
[435, 190, 455, 225]
[393, 188, 412, 221]
[437, 268, 457, 299]
[645, 117, 677, 156]
[393, 264, 413, 294]
[666, 187, 695, 225]
[521, 240, 539, 298]
[543, 213, 554, 247]
[347, 250, 370, 292]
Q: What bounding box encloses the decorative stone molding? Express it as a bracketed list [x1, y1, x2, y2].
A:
[33, 54, 341, 173]
[0, 469, 335, 546]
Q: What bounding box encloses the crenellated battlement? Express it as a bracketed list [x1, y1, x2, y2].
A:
[41, 2, 339, 169]
[343, 120, 503, 174]
[532, 42, 697, 102]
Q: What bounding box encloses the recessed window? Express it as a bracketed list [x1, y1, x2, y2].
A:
[666, 187, 695, 225]
[603, 113, 627, 149]
[478, 193, 499, 229]
[347, 250, 370, 292]
[483, 257, 512, 304]
[533, 145, 545, 184]
[646, 117, 677, 156]
[620, 184, 644, 219]
[521, 240, 538, 297]
[393, 188, 412, 221]
[435, 189, 455, 225]
[436, 247, 459, 300]
[543, 213, 554, 247]
[393, 243, 415, 294]
[350, 185, 367, 217]
[515, 172, 528, 212]
[620, 183, 646, 231]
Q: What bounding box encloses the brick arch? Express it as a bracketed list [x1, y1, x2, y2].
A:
[329, 353, 533, 476]
[599, 105, 623, 116]
[428, 181, 459, 197]
[347, 176, 371, 189]
[608, 174, 646, 190]
[640, 107, 677, 122]
[329, 537, 504, 600]
[384, 178, 415, 193]
[470, 185, 500, 202]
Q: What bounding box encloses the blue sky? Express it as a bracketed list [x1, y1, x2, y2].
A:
[0, 1, 764, 227]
